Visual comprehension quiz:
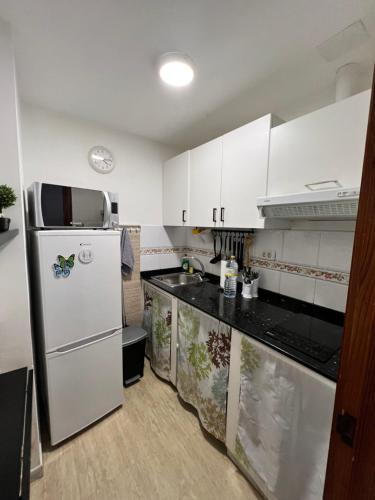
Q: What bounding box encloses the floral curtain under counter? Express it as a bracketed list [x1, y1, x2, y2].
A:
[142, 282, 172, 381]
[177, 302, 231, 442]
[226, 330, 336, 500]
[142, 282, 154, 359]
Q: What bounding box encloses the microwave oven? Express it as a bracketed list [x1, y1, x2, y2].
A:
[28, 182, 119, 229]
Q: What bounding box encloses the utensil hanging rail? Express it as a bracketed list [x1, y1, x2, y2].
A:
[211, 228, 254, 234]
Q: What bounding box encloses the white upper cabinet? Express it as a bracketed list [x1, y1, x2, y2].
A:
[189, 137, 222, 227]
[163, 151, 190, 226]
[268, 90, 371, 196]
[189, 116, 274, 228]
[221, 115, 272, 228]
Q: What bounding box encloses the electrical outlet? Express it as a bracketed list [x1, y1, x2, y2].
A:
[262, 250, 276, 260]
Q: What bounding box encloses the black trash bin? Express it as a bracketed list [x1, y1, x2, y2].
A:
[121, 326, 148, 386]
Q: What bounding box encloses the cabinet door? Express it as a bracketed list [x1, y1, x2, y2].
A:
[268, 90, 371, 196]
[163, 151, 190, 226]
[221, 116, 271, 228]
[177, 302, 231, 442]
[142, 283, 173, 382]
[189, 137, 222, 227]
[226, 330, 336, 500]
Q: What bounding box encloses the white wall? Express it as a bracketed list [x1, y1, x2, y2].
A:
[0, 17, 41, 472]
[20, 103, 177, 225]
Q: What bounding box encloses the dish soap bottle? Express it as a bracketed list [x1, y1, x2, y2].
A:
[181, 254, 189, 273]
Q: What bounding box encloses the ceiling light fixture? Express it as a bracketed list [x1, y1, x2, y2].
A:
[158, 52, 194, 87]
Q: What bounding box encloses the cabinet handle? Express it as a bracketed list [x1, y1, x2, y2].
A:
[212, 208, 217, 223]
[182, 210, 187, 223]
[220, 207, 225, 222]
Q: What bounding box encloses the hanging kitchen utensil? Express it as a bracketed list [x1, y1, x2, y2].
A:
[235, 232, 240, 260]
[243, 236, 248, 270]
[238, 232, 245, 270]
[210, 230, 217, 263]
[242, 233, 246, 268]
[223, 232, 228, 259]
[211, 231, 223, 263]
[243, 234, 254, 270]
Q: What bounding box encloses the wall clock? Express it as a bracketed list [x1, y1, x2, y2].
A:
[88, 146, 115, 174]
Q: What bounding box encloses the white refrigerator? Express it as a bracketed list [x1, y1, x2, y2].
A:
[31, 230, 123, 445]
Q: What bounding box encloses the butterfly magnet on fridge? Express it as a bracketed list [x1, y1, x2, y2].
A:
[53, 254, 75, 278]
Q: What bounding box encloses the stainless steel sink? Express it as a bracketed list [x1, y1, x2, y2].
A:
[151, 272, 207, 288]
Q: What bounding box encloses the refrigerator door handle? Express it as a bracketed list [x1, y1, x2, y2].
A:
[49, 328, 121, 357]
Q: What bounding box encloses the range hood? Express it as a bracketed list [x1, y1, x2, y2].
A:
[257, 188, 360, 220]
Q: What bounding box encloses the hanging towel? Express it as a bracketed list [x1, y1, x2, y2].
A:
[121, 228, 135, 276]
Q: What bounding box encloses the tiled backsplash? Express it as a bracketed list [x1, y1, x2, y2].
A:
[140, 226, 354, 312]
[122, 228, 143, 326]
[140, 226, 187, 271]
[250, 229, 353, 312]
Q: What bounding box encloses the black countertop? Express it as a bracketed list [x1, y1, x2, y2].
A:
[142, 269, 344, 382]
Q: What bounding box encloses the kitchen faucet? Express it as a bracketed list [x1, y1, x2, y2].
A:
[187, 256, 205, 277]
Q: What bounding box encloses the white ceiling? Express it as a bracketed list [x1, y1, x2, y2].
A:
[0, 0, 374, 149]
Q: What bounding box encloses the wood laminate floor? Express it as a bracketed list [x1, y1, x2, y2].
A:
[31, 362, 259, 500]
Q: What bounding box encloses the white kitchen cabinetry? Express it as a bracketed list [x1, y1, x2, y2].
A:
[268, 90, 371, 196]
[163, 151, 190, 226]
[189, 116, 274, 228]
[189, 137, 222, 227]
[226, 329, 336, 500]
[221, 115, 272, 228]
[142, 282, 178, 385]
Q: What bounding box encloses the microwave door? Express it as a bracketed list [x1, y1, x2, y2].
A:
[41, 184, 72, 227]
[71, 187, 105, 228]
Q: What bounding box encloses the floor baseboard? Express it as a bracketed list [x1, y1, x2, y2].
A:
[31, 464, 43, 481]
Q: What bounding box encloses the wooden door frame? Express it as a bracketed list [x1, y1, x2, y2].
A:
[324, 68, 375, 498]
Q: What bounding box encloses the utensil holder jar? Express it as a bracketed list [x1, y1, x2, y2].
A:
[251, 277, 260, 298]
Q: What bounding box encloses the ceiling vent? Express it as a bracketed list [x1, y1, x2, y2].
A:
[316, 20, 370, 62]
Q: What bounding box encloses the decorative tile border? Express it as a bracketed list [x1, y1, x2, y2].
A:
[141, 246, 186, 255]
[140, 246, 214, 257]
[140, 246, 350, 285]
[251, 257, 350, 285]
[184, 246, 214, 257]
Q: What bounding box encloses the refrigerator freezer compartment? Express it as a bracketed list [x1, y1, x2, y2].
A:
[46, 330, 123, 445]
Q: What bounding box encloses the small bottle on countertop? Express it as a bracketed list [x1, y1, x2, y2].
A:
[181, 254, 189, 273]
[220, 258, 229, 288]
[223, 256, 238, 298]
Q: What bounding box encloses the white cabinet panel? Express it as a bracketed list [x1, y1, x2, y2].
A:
[268, 90, 371, 196]
[221, 116, 271, 228]
[189, 137, 222, 227]
[226, 330, 336, 500]
[163, 151, 190, 226]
